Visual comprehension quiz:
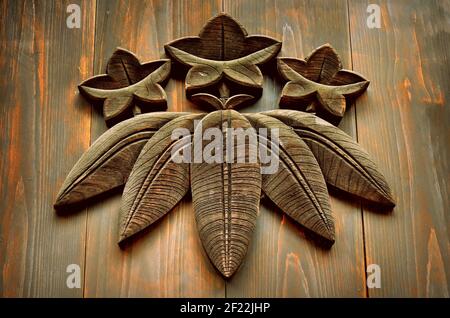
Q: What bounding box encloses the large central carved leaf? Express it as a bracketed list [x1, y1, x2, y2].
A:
[190, 110, 261, 277]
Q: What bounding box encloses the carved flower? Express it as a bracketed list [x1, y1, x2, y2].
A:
[59, 15, 395, 279]
[278, 44, 369, 124]
[164, 14, 281, 96]
[79, 48, 170, 126]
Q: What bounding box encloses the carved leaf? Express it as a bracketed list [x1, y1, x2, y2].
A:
[79, 48, 171, 125]
[223, 94, 254, 109]
[245, 113, 335, 242]
[191, 110, 261, 277]
[119, 113, 204, 241]
[190, 93, 254, 110]
[264, 109, 395, 206]
[222, 62, 262, 88]
[186, 64, 222, 90]
[106, 48, 148, 86]
[54, 112, 184, 208]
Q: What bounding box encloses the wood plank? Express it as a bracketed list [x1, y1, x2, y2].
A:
[223, 0, 366, 297]
[349, 0, 450, 297]
[0, 0, 95, 296]
[83, 0, 225, 297]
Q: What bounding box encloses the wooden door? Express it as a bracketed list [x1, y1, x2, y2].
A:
[1, 0, 448, 297]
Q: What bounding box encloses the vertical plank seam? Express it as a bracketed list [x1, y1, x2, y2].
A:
[82, 0, 97, 299]
[222, 0, 227, 299]
[346, 0, 369, 299]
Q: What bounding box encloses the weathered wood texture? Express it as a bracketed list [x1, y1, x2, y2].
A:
[1, 0, 449, 298]
[223, 0, 367, 297]
[78, 50, 171, 126]
[191, 110, 262, 278]
[0, 0, 96, 297]
[84, 0, 224, 297]
[349, 0, 450, 297]
[165, 14, 281, 100]
[277, 45, 370, 125]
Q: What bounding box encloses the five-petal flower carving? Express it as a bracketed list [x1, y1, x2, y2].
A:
[164, 13, 281, 100]
[56, 14, 395, 279]
[278, 44, 370, 124]
[79, 48, 171, 126]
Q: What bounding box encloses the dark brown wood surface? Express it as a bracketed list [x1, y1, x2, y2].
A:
[349, 0, 450, 297]
[223, 0, 366, 297]
[0, 0, 95, 297]
[0, 0, 448, 297]
[84, 0, 224, 297]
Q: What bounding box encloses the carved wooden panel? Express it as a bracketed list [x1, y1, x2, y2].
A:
[55, 13, 395, 279]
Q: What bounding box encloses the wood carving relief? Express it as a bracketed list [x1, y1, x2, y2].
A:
[278, 45, 370, 125]
[55, 14, 395, 278]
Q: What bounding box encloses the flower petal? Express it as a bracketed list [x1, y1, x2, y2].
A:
[79, 74, 118, 89]
[134, 84, 166, 104]
[103, 95, 134, 121]
[186, 64, 222, 91]
[277, 57, 308, 81]
[305, 44, 342, 83]
[238, 42, 282, 65]
[223, 63, 263, 88]
[330, 69, 368, 85]
[244, 35, 282, 56]
[198, 13, 247, 60]
[224, 94, 254, 109]
[141, 59, 171, 83]
[106, 48, 144, 86]
[190, 93, 224, 110]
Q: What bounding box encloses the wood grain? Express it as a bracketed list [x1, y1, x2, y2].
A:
[278, 53, 370, 125]
[79, 50, 171, 125]
[0, 0, 96, 297]
[245, 113, 335, 242]
[191, 110, 261, 277]
[264, 109, 395, 206]
[84, 0, 225, 297]
[165, 33, 281, 96]
[119, 114, 203, 242]
[223, 0, 366, 297]
[349, 0, 450, 297]
[55, 112, 183, 207]
[1, 0, 448, 298]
